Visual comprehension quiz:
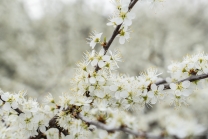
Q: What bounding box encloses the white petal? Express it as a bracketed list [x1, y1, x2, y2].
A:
[0, 100, 3, 106]
[182, 81, 190, 89]
[114, 17, 123, 25]
[107, 22, 114, 26]
[204, 68, 208, 74]
[96, 33, 103, 38]
[120, 91, 128, 98]
[158, 85, 164, 91]
[151, 84, 157, 91]
[99, 48, 105, 56]
[28, 123, 33, 130]
[39, 126, 46, 133]
[119, 36, 125, 44]
[148, 91, 154, 98]
[91, 50, 95, 57]
[89, 77, 96, 84]
[96, 91, 105, 98]
[91, 59, 98, 67]
[89, 86, 95, 92]
[142, 91, 147, 96]
[103, 55, 110, 61]
[110, 85, 118, 91]
[123, 19, 132, 26]
[99, 130, 108, 138]
[151, 97, 157, 104]
[124, 32, 130, 39]
[170, 83, 177, 90]
[1, 93, 9, 101]
[11, 101, 18, 109]
[90, 41, 96, 49]
[121, 6, 128, 12]
[115, 92, 120, 99]
[3, 102, 11, 111]
[98, 60, 105, 68]
[96, 76, 105, 82]
[175, 90, 181, 96]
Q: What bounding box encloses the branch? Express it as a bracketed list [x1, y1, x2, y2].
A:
[155, 73, 208, 89]
[77, 113, 163, 139]
[30, 116, 69, 139]
[95, 0, 139, 72]
[129, 0, 138, 10]
[48, 116, 69, 136]
[30, 133, 46, 139]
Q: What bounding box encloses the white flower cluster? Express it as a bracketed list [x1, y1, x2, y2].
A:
[167, 53, 208, 107]
[168, 53, 208, 81]
[0, 91, 51, 138]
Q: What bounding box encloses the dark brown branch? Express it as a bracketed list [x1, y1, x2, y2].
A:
[48, 116, 69, 136]
[103, 24, 122, 54]
[30, 133, 46, 139]
[14, 108, 24, 115]
[129, 0, 138, 10]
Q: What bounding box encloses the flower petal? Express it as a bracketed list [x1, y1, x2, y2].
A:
[151, 97, 157, 104]
[91, 59, 98, 67]
[98, 60, 105, 68]
[170, 83, 177, 90]
[110, 85, 118, 91]
[182, 81, 190, 89]
[148, 91, 154, 98]
[151, 84, 157, 91]
[158, 85, 164, 91]
[119, 36, 125, 44]
[175, 90, 181, 96]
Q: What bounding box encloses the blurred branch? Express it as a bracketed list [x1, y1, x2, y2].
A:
[78, 113, 163, 139]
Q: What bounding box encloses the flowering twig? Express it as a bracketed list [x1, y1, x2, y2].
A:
[155, 73, 208, 89]
[95, 0, 139, 72]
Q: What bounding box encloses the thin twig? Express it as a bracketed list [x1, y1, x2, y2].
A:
[163, 73, 208, 90]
